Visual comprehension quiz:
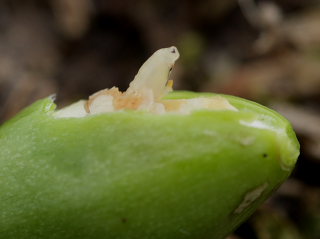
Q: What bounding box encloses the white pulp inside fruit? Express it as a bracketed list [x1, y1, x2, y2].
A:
[54, 46, 237, 118]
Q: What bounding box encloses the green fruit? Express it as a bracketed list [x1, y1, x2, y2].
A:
[0, 91, 299, 239]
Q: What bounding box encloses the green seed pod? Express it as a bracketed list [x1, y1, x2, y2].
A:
[0, 47, 299, 239]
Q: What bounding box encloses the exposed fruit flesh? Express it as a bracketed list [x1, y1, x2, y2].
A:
[55, 46, 237, 118]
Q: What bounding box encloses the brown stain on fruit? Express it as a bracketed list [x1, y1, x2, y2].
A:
[86, 87, 145, 113]
[234, 183, 268, 214]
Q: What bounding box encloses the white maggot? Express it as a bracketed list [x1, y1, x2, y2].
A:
[54, 46, 237, 118]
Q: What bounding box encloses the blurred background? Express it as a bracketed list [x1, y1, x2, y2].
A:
[0, 0, 319, 238]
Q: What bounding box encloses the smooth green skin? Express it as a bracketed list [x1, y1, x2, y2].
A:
[0, 91, 299, 239]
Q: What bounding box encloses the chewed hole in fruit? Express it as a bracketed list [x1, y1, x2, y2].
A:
[54, 47, 237, 118]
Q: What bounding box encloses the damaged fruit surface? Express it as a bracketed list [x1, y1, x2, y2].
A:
[0, 47, 299, 239]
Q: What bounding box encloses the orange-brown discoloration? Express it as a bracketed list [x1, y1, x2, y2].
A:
[114, 94, 144, 110]
[86, 87, 146, 113]
[162, 99, 185, 112]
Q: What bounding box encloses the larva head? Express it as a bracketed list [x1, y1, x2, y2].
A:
[156, 46, 180, 68]
[127, 46, 180, 99]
